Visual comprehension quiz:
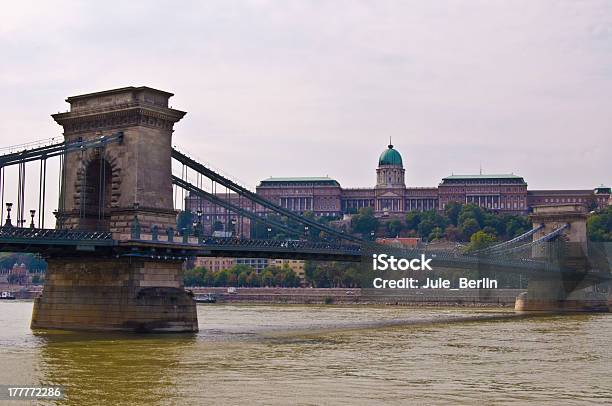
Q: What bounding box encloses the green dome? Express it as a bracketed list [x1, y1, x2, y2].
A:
[378, 144, 403, 167]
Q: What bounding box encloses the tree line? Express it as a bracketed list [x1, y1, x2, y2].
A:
[587, 206, 612, 241]
[184, 264, 301, 287]
[351, 202, 531, 246]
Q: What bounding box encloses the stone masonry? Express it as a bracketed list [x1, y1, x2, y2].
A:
[31, 258, 198, 332]
[52, 86, 185, 233]
[32, 87, 198, 332]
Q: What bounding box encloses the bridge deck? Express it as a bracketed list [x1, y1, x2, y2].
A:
[2, 226, 608, 282]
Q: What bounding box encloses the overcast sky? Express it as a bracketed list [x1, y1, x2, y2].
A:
[1, 0, 611, 197]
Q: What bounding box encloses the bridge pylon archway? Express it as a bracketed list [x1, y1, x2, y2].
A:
[52, 86, 185, 234]
[31, 87, 198, 333]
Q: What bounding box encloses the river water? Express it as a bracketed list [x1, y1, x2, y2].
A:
[0, 301, 610, 405]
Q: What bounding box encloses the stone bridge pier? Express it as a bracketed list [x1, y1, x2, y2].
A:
[515, 204, 609, 312]
[31, 87, 198, 332]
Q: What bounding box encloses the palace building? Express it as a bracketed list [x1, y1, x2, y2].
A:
[185, 142, 610, 234]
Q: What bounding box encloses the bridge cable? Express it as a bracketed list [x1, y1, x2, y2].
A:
[58, 152, 64, 228]
[471, 224, 546, 255]
[171, 148, 362, 243]
[0, 166, 4, 224]
[0, 132, 123, 168]
[17, 161, 26, 227]
[172, 176, 299, 237]
[38, 157, 47, 228]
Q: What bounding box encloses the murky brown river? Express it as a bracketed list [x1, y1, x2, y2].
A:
[0, 301, 610, 405]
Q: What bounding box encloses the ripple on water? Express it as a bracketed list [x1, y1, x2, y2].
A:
[0, 302, 611, 405]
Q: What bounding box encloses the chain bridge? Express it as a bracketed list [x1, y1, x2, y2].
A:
[0, 87, 608, 332]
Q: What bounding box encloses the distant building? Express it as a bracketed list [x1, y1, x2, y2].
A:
[270, 259, 306, 281]
[376, 237, 423, 248]
[185, 142, 610, 227]
[257, 177, 343, 217]
[438, 174, 528, 214]
[193, 256, 305, 281]
[194, 257, 235, 272]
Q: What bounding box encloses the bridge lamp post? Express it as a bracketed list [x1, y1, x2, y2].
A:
[304, 226, 309, 240]
[370, 231, 375, 241]
[30, 210, 36, 229]
[267, 227, 272, 240]
[4, 203, 13, 227]
[231, 218, 237, 237]
[192, 209, 202, 236]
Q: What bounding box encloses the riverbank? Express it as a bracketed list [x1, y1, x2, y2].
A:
[189, 287, 524, 306]
[5, 285, 524, 306]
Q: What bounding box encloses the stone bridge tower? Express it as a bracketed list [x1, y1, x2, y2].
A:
[515, 204, 608, 312]
[51, 86, 185, 233]
[31, 87, 198, 333]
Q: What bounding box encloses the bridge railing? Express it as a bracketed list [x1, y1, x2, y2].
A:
[0, 226, 113, 243]
[120, 230, 363, 254]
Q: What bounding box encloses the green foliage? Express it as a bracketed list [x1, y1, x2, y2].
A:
[466, 230, 497, 252]
[304, 261, 361, 288]
[458, 204, 485, 228]
[405, 212, 421, 230]
[183, 267, 208, 286]
[444, 225, 462, 241]
[444, 202, 462, 226]
[183, 264, 301, 287]
[428, 226, 444, 241]
[417, 219, 435, 239]
[403, 203, 530, 242]
[504, 216, 530, 238]
[406, 210, 448, 241]
[587, 207, 612, 242]
[459, 218, 480, 237]
[350, 207, 379, 236]
[0, 253, 46, 272]
[386, 219, 403, 237]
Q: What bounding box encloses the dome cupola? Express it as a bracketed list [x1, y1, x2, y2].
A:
[378, 143, 403, 167]
[375, 139, 405, 189]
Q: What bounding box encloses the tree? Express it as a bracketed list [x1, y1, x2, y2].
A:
[405, 211, 421, 230]
[482, 226, 498, 236]
[386, 219, 403, 237]
[466, 231, 497, 252]
[237, 271, 248, 287]
[428, 227, 444, 241]
[504, 216, 528, 239]
[444, 225, 462, 241]
[444, 202, 462, 226]
[417, 220, 436, 239]
[215, 270, 229, 286]
[587, 207, 612, 242]
[351, 207, 378, 236]
[459, 218, 480, 238]
[458, 204, 484, 228]
[183, 267, 208, 286]
[260, 270, 274, 287]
